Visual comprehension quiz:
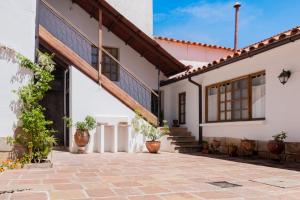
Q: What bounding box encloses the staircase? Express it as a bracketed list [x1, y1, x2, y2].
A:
[38, 1, 158, 125]
[167, 127, 201, 153]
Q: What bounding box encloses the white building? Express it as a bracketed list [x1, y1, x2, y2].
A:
[161, 27, 300, 157]
[1, 0, 299, 158]
[0, 0, 187, 155]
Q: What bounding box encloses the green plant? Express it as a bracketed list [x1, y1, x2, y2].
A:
[8, 51, 57, 163]
[272, 131, 287, 142]
[131, 112, 169, 141]
[63, 115, 96, 132]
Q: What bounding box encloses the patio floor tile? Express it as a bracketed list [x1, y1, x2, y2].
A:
[1, 151, 300, 199]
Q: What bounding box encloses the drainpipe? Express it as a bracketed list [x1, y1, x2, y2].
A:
[34, 0, 40, 62]
[188, 77, 203, 146]
[157, 68, 161, 126]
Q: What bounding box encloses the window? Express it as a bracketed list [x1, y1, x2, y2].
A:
[102, 47, 119, 81]
[179, 92, 186, 124]
[206, 71, 265, 123]
[91, 45, 98, 70]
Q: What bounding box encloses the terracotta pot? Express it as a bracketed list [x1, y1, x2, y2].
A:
[202, 142, 209, 154]
[74, 129, 90, 147]
[228, 145, 238, 157]
[267, 140, 285, 155]
[240, 139, 255, 152]
[145, 141, 161, 153]
[212, 140, 221, 149]
[202, 143, 209, 150]
[173, 120, 180, 127]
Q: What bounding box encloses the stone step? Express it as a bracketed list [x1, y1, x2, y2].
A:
[171, 141, 199, 146]
[170, 127, 188, 134]
[169, 131, 192, 136]
[167, 136, 196, 142]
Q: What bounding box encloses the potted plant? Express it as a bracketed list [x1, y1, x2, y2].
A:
[267, 131, 287, 155]
[228, 143, 238, 157]
[211, 138, 221, 153]
[64, 116, 96, 153]
[240, 138, 255, 155]
[173, 119, 180, 127]
[132, 113, 169, 153]
[202, 141, 209, 153]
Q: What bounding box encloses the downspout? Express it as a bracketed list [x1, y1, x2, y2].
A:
[157, 68, 161, 126]
[188, 77, 203, 146]
[34, 0, 40, 62]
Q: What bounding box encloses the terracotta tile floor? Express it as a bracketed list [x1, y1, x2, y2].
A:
[1, 151, 300, 200]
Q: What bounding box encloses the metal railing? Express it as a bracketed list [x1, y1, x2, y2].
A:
[39, 0, 159, 114]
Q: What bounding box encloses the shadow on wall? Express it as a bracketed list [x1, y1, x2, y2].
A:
[0, 45, 32, 136]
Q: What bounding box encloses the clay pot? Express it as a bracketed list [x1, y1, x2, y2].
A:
[202, 142, 209, 153]
[267, 140, 285, 155]
[240, 139, 255, 152]
[173, 120, 180, 127]
[145, 141, 161, 153]
[212, 140, 221, 149]
[228, 145, 238, 157]
[74, 129, 90, 147]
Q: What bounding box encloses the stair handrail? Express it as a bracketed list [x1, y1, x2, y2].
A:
[40, 0, 158, 97]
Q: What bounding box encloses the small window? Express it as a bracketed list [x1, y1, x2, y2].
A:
[102, 47, 119, 81]
[91, 45, 98, 69]
[179, 92, 186, 124]
[206, 71, 265, 123]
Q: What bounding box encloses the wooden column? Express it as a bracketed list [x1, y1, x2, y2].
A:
[98, 7, 103, 84]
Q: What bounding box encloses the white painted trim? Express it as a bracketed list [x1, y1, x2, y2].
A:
[200, 120, 266, 127]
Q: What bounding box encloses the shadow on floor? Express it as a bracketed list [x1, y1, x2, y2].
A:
[186, 152, 300, 172]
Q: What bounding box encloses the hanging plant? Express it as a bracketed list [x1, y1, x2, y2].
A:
[7, 49, 57, 163]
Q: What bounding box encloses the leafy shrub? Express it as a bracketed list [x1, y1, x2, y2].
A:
[7, 51, 56, 163]
[272, 131, 287, 142]
[64, 115, 96, 131]
[131, 112, 169, 141]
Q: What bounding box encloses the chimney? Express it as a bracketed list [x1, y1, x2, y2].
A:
[234, 2, 241, 52]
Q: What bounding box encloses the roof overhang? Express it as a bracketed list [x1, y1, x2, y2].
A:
[72, 0, 187, 77]
[161, 26, 300, 86]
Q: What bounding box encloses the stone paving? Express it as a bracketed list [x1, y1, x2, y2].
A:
[1, 151, 300, 200]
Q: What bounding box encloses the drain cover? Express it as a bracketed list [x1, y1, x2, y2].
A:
[208, 181, 242, 188]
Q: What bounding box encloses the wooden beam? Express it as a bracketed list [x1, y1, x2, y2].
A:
[125, 36, 134, 45]
[98, 7, 103, 83]
[107, 15, 122, 32]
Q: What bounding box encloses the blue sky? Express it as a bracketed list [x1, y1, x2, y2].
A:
[153, 0, 300, 48]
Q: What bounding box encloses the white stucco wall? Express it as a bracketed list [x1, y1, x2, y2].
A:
[69, 67, 146, 153]
[162, 79, 199, 140]
[45, 0, 161, 89]
[106, 0, 153, 36]
[0, 0, 36, 141]
[163, 39, 300, 142]
[156, 40, 233, 68]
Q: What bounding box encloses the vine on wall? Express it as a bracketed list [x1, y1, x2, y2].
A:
[3, 45, 57, 163]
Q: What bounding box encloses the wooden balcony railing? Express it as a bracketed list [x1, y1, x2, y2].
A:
[38, 0, 158, 125]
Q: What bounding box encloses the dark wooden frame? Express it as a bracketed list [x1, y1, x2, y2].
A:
[102, 47, 120, 82]
[205, 70, 265, 123]
[178, 92, 186, 124]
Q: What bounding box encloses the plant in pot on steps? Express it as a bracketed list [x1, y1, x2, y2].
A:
[240, 138, 256, 156]
[202, 141, 209, 154]
[267, 131, 287, 155]
[132, 112, 169, 153]
[64, 116, 96, 153]
[228, 143, 238, 157]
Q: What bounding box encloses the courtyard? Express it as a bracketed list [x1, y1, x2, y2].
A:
[0, 151, 300, 200]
